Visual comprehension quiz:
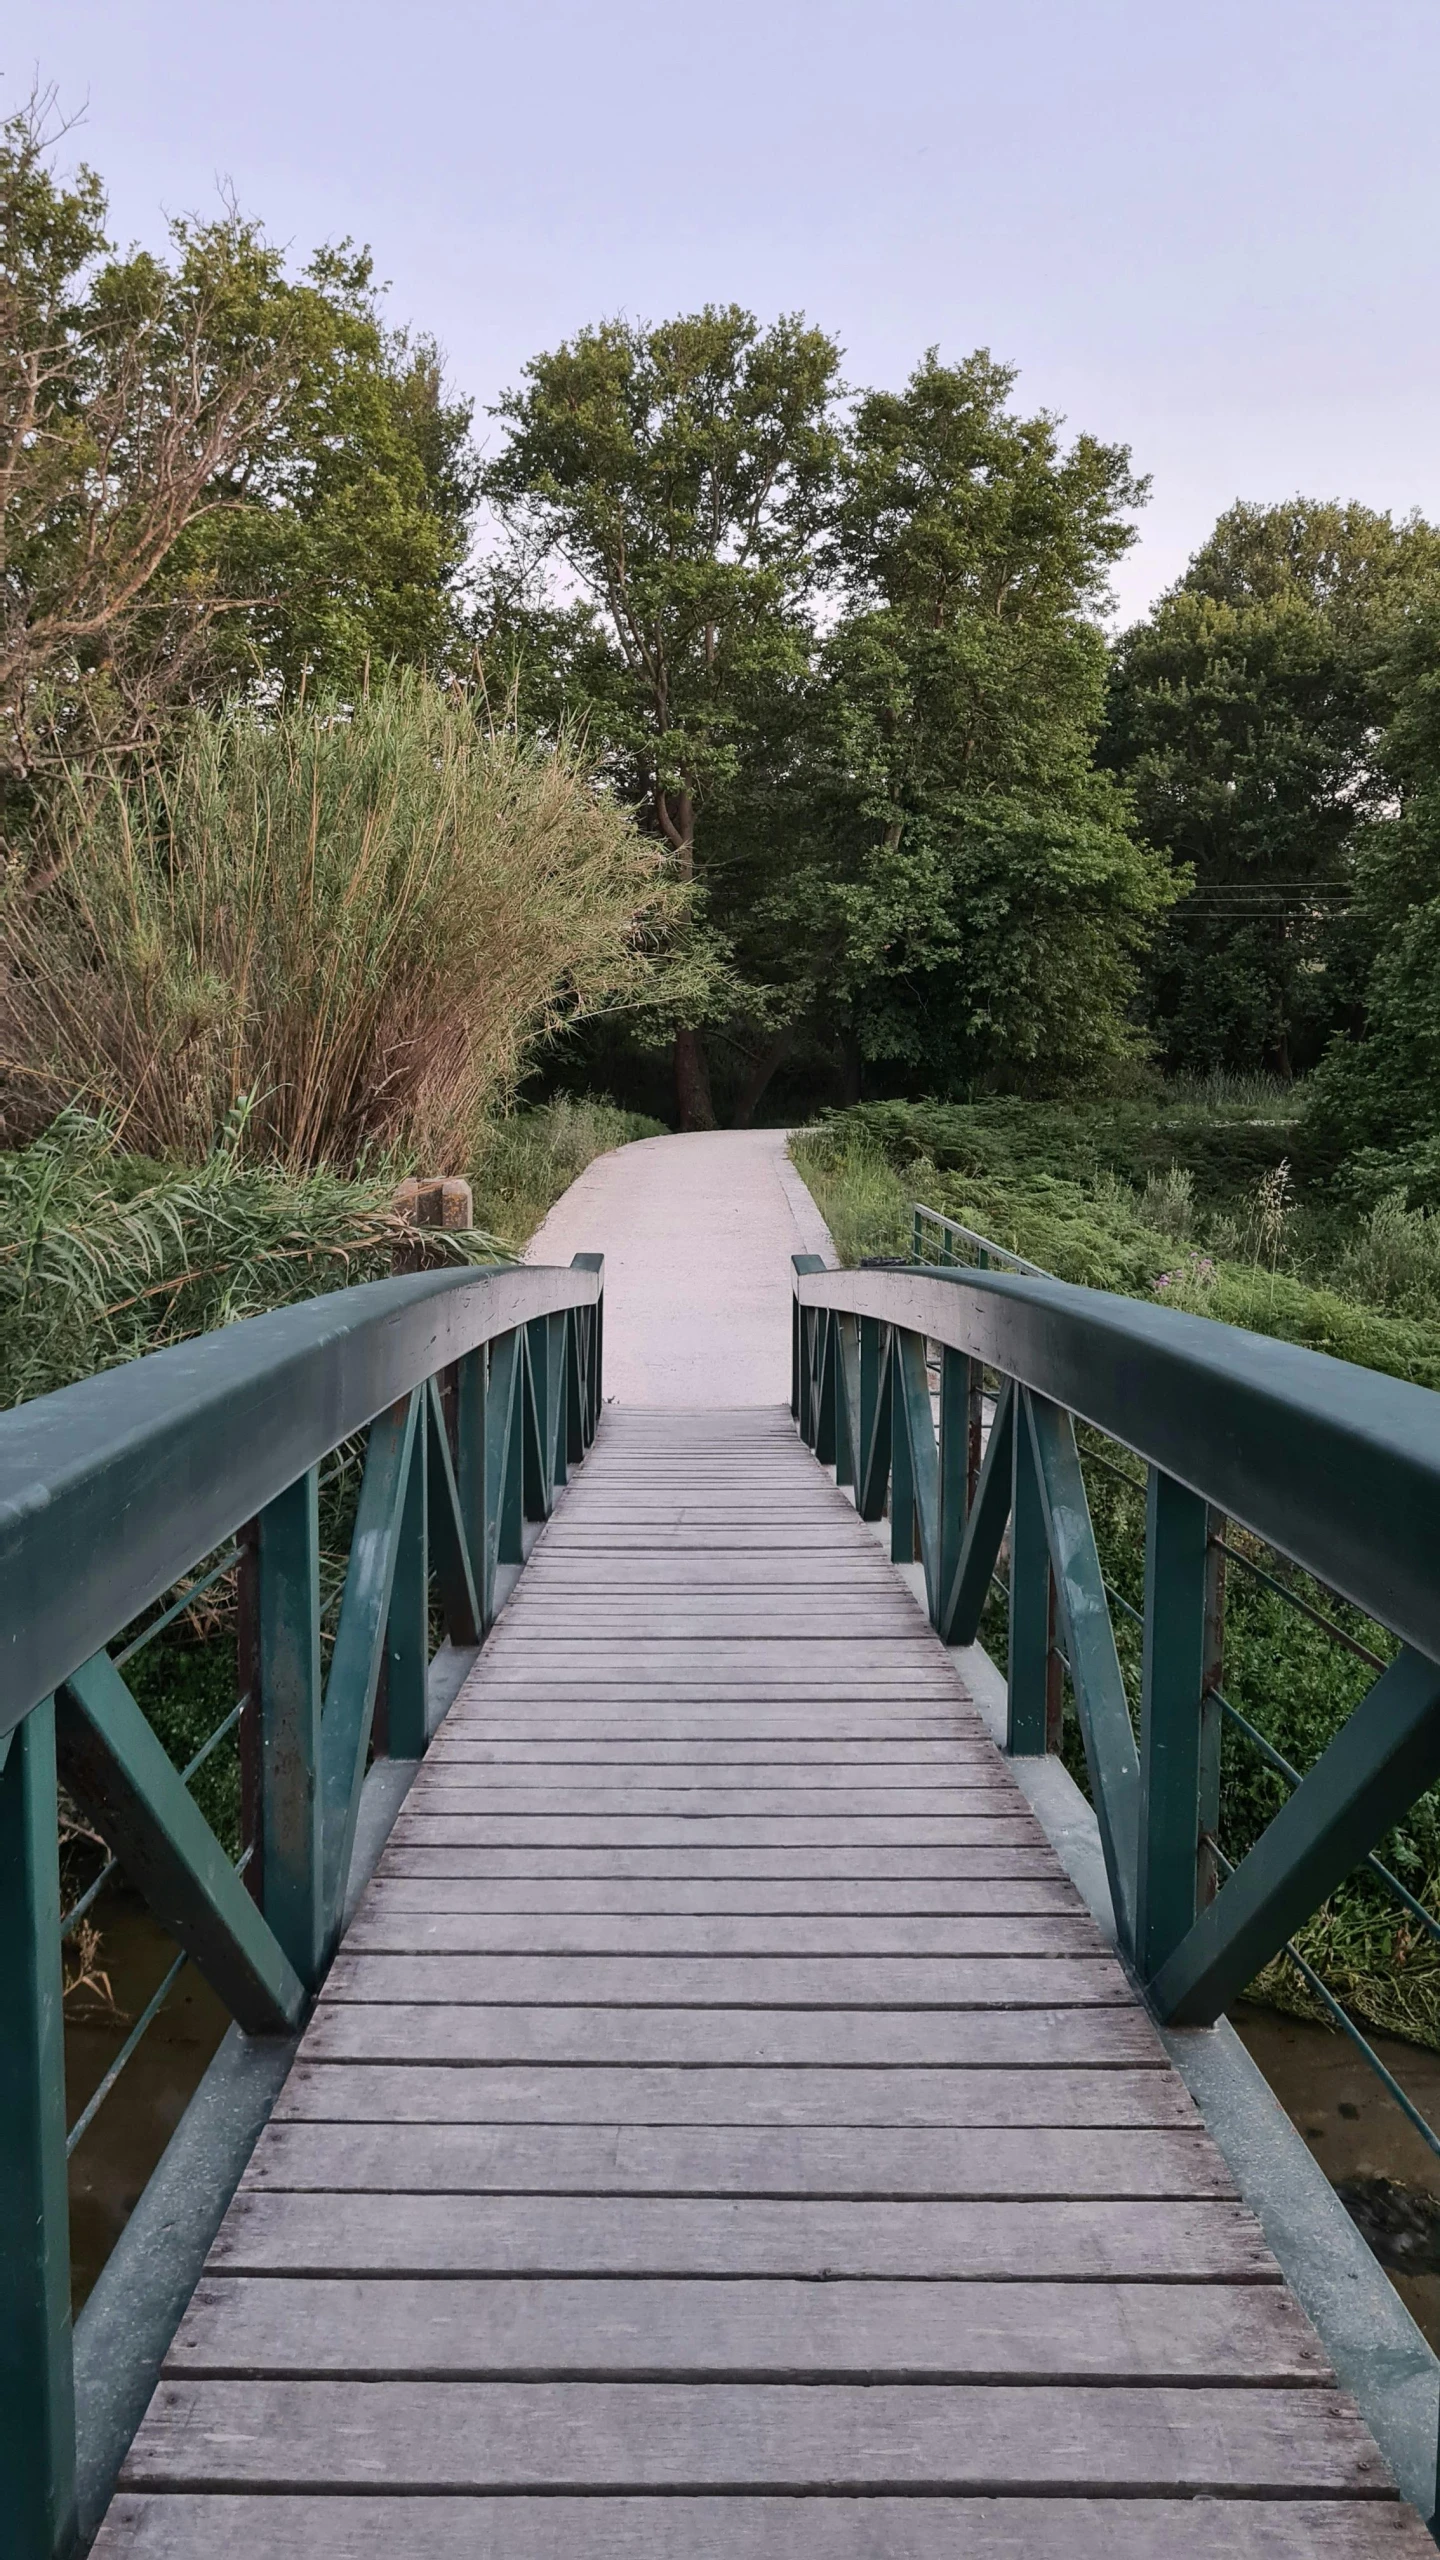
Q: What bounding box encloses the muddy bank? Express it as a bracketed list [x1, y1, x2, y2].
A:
[65, 1891, 229, 2312]
[1234, 2000, 1440, 2347]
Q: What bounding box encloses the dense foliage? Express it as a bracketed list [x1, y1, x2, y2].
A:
[2, 99, 478, 809]
[481, 332, 1168, 1122]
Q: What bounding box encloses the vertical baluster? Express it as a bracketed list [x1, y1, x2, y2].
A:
[1007, 1390, 1052, 1752]
[455, 1346, 490, 1629]
[1136, 1468, 1212, 1982]
[548, 1311, 569, 1490]
[1198, 1510, 1227, 1910]
[564, 1311, 585, 1468]
[890, 1340, 916, 1564]
[496, 1331, 525, 1568]
[247, 1469, 325, 1986]
[938, 1347, 969, 1629]
[0, 1700, 78, 2560]
[384, 1396, 429, 1759]
[522, 1316, 552, 1521]
[815, 1314, 838, 1469]
[966, 1359, 986, 1514]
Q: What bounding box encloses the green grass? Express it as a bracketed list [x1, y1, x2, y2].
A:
[470, 1095, 666, 1247]
[791, 1101, 1440, 1388]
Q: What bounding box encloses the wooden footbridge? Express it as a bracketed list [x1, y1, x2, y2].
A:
[5, 1231, 1440, 2553]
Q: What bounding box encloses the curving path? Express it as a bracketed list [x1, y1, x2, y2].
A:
[526, 1128, 832, 1405]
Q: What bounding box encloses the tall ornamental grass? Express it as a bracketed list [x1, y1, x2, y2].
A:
[1, 673, 666, 1170]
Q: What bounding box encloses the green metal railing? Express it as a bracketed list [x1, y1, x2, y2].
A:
[910, 1200, 1046, 1275]
[791, 1249, 1440, 2022]
[0, 1254, 602, 2558]
[793, 1243, 1440, 2520]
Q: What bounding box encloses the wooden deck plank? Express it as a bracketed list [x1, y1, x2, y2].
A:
[166, 2274, 1323, 2379]
[117, 2379, 1392, 2495]
[272, 2064, 1194, 2126]
[93, 2494, 1440, 2559]
[298, 2002, 1174, 2064]
[208, 2192, 1276, 2278]
[359, 1877, 1088, 1912]
[345, 1910, 1106, 1955]
[321, 1953, 1138, 2006]
[239, 2122, 1232, 2197]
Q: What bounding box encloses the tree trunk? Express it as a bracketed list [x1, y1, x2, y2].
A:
[674, 1026, 718, 1130]
[731, 1028, 793, 1127]
[839, 1027, 863, 1107]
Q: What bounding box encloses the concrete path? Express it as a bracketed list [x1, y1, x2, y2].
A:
[526, 1131, 832, 1406]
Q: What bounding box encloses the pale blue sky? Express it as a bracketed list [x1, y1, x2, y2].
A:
[9, 0, 1439, 619]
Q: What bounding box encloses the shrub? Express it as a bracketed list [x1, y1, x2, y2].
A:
[1, 673, 668, 1172]
[0, 1107, 505, 1407]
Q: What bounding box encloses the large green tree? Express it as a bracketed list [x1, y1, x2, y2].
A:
[479, 305, 842, 1127]
[809, 351, 1170, 1094]
[1, 96, 477, 801]
[1303, 595, 1440, 1187]
[1106, 500, 1440, 1077]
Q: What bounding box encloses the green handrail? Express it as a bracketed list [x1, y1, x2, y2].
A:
[792, 1258, 1440, 2012]
[0, 1253, 603, 2559]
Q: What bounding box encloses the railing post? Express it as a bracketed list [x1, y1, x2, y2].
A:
[249, 1468, 325, 1988]
[384, 1396, 430, 1758]
[455, 1346, 491, 1627]
[0, 1700, 78, 2560]
[890, 1343, 915, 1563]
[938, 1347, 969, 1627]
[1007, 1389, 1052, 1753]
[815, 1315, 838, 1469]
[1136, 1468, 1212, 1982]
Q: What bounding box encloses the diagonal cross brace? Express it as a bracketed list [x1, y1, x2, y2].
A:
[320, 1390, 421, 1930]
[938, 1376, 1015, 1646]
[1024, 1391, 1140, 1956]
[1151, 1644, 1440, 2024]
[57, 1652, 303, 2035]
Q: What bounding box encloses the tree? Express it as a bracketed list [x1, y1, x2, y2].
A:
[1, 96, 478, 803]
[1303, 595, 1440, 1187]
[480, 305, 842, 1127]
[810, 351, 1169, 1093]
[1106, 500, 1440, 1077]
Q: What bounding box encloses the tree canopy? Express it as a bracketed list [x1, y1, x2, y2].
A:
[1, 96, 477, 803]
[1106, 500, 1440, 1077]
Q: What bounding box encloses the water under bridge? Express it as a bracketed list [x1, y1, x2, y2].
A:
[5, 1131, 1440, 2556]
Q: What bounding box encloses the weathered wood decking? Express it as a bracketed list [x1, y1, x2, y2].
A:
[97, 1408, 1434, 2554]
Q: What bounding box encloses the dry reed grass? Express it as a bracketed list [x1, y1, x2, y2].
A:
[1, 672, 668, 1170]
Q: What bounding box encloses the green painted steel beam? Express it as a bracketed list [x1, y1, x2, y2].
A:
[1007, 1390, 1053, 1757]
[1024, 1390, 1140, 1954]
[453, 1347, 489, 1626]
[893, 1329, 940, 1614]
[385, 1396, 430, 1761]
[426, 1376, 482, 1647]
[0, 1261, 602, 1744]
[793, 1263, 1440, 1667]
[938, 1376, 1015, 1646]
[1136, 1469, 1212, 1984]
[321, 1391, 421, 1929]
[56, 1654, 303, 2035]
[857, 1322, 892, 1522]
[0, 1700, 77, 2560]
[252, 1469, 325, 1989]
[492, 1329, 525, 1569]
[1151, 1645, 1440, 2025]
